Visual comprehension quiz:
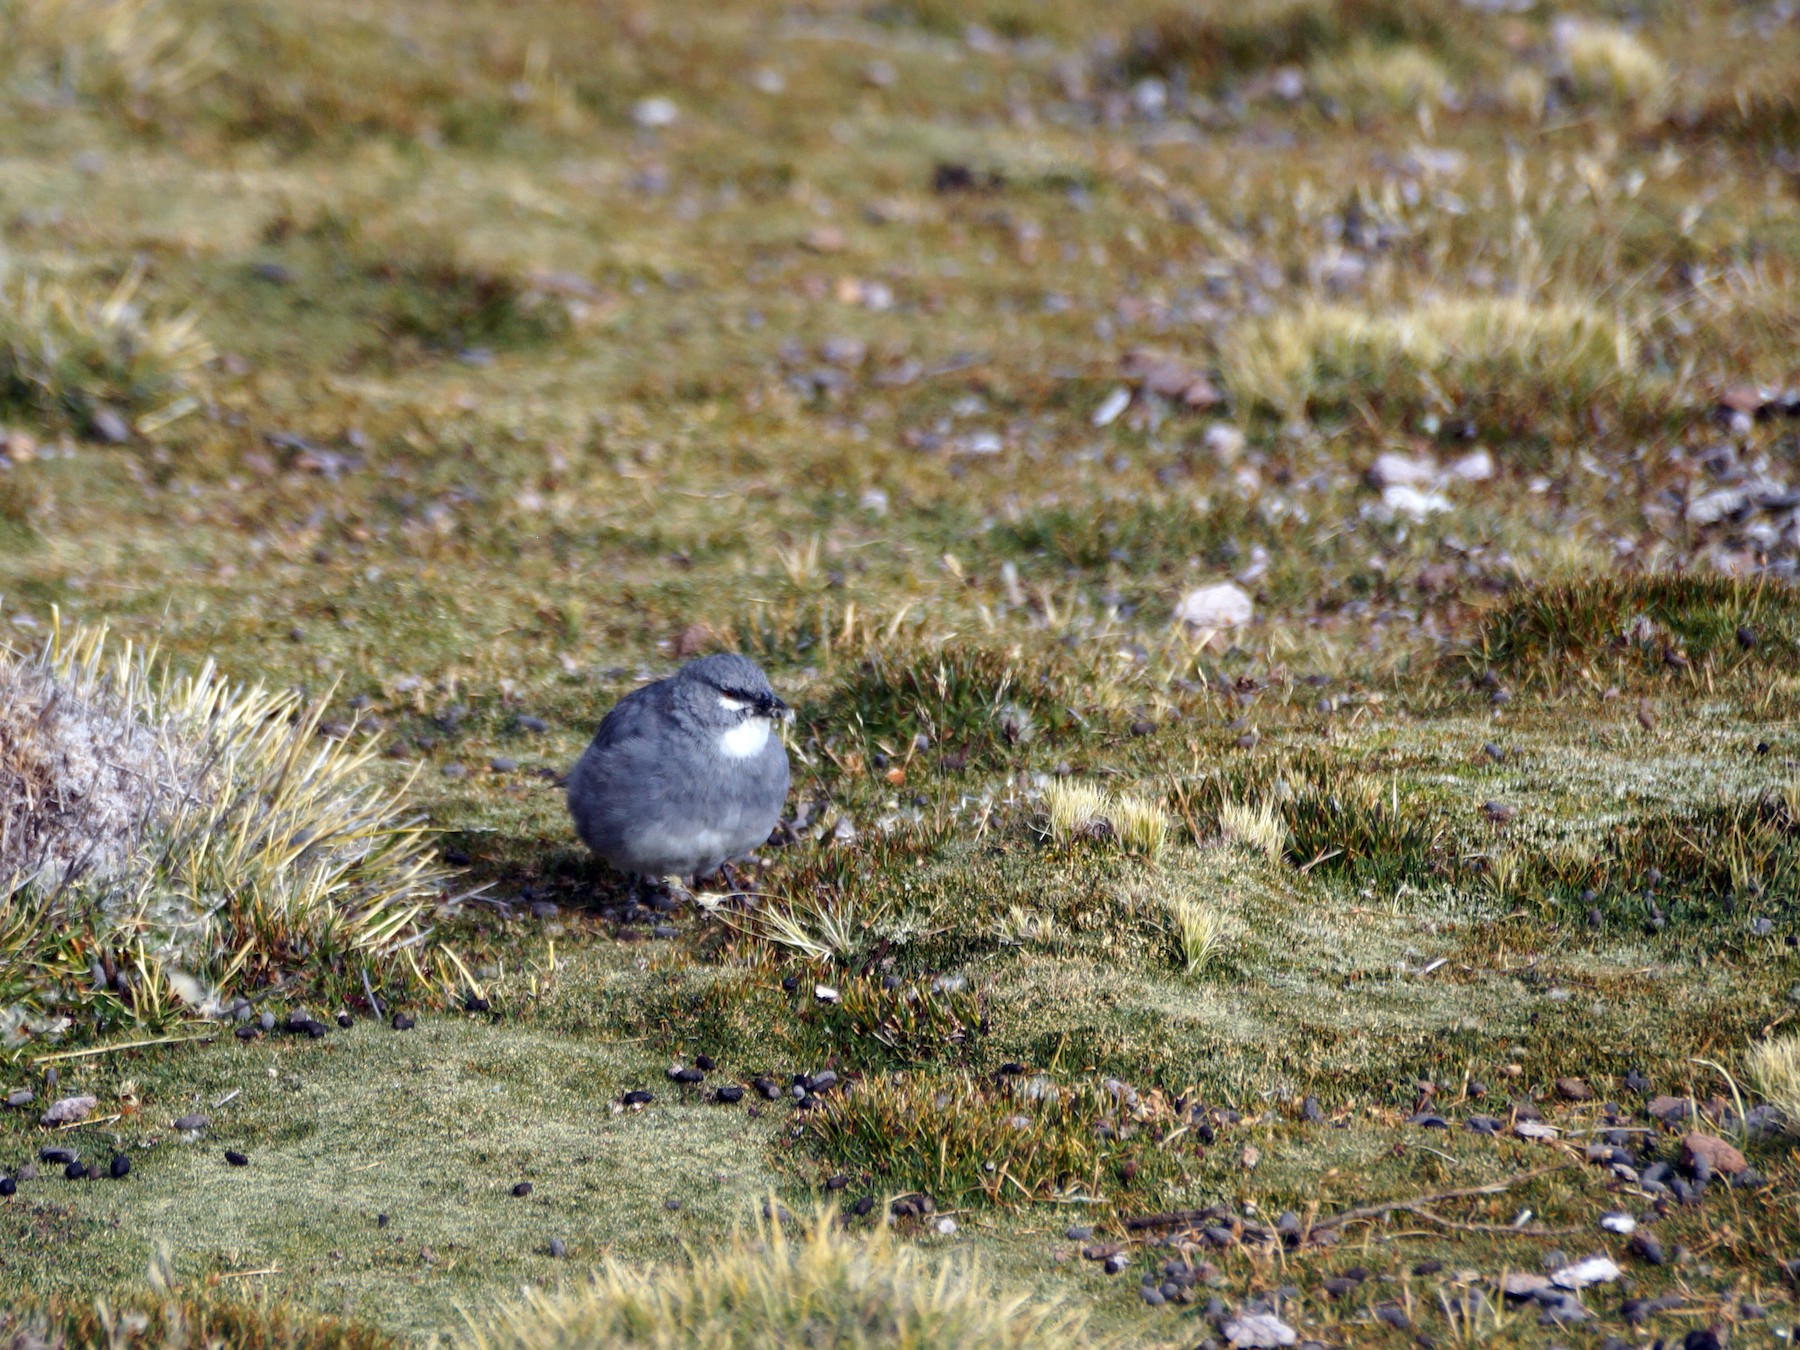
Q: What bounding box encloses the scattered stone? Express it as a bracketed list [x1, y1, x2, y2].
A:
[0, 1176, 13, 1196]
[1082, 1243, 1122, 1262]
[64, 1160, 88, 1180]
[225, 1150, 249, 1167]
[1139, 1285, 1166, 1305]
[1222, 1311, 1298, 1347]
[1646, 1095, 1690, 1121]
[1368, 451, 1438, 488]
[39, 1095, 97, 1127]
[1176, 583, 1254, 634]
[1552, 1255, 1621, 1289]
[1066, 1225, 1093, 1241]
[549, 1238, 566, 1258]
[714, 1085, 744, 1104]
[39, 1147, 77, 1165]
[5, 1089, 34, 1109]
[852, 1195, 873, 1216]
[1555, 1077, 1593, 1101]
[1600, 1212, 1636, 1234]
[1498, 1273, 1551, 1299]
[1680, 1132, 1747, 1177]
[621, 1090, 654, 1107]
[632, 96, 679, 128]
[391, 1013, 416, 1031]
[1447, 447, 1495, 482]
[1514, 1120, 1558, 1141]
[1628, 1233, 1666, 1265]
[668, 1066, 705, 1085]
[90, 407, 130, 444]
[109, 1154, 130, 1179]
[173, 1114, 210, 1132]
[512, 1182, 533, 1197]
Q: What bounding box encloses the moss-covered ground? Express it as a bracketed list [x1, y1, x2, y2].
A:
[4, 0, 1800, 1343]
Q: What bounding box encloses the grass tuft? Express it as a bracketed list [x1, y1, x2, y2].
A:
[460, 1207, 1097, 1349]
[1216, 798, 1288, 862]
[1311, 41, 1451, 117]
[1044, 782, 1167, 855]
[1747, 1034, 1800, 1131]
[1166, 891, 1227, 975]
[1109, 792, 1171, 857]
[0, 618, 447, 1050]
[1, 0, 221, 117]
[1043, 780, 1111, 845]
[1475, 576, 1799, 684]
[0, 1290, 393, 1349]
[0, 264, 210, 437]
[1223, 293, 1634, 419]
[1555, 18, 1670, 113]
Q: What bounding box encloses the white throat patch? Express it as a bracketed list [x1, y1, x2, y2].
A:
[718, 717, 770, 759]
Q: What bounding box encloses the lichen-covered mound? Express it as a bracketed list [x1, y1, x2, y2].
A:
[0, 620, 445, 1050]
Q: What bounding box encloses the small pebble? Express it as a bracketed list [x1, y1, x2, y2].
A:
[715, 1085, 745, 1103]
[173, 1114, 210, 1132]
[225, 1150, 249, 1167]
[664, 1198, 682, 1211]
[825, 1174, 849, 1190]
[1066, 1225, 1094, 1241]
[512, 1182, 533, 1197]
[40, 1147, 77, 1166]
[1139, 1286, 1165, 1305]
[4, 1090, 33, 1108]
[336, 1012, 354, 1028]
[0, 1176, 14, 1196]
[695, 1055, 716, 1071]
[852, 1195, 873, 1216]
[109, 1155, 130, 1179]
[378, 1214, 390, 1228]
[391, 1013, 416, 1031]
[260, 1011, 276, 1031]
[64, 1161, 86, 1181]
[549, 1238, 566, 1257]
[622, 1090, 654, 1106]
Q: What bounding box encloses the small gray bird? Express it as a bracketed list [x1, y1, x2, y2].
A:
[566, 653, 790, 882]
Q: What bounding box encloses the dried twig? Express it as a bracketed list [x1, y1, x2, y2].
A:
[1308, 1162, 1579, 1233]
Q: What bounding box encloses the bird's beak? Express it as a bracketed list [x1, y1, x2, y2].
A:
[760, 693, 792, 722]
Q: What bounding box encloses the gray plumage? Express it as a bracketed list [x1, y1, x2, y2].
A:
[566, 653, 790, 880]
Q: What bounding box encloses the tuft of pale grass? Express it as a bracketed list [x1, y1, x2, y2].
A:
[1554, 19, 1670, 113]
[1167, 894, 1226, 975]
[1216, 799, 1288, 862]
[1746, 1033, 1800, 1129]
[734, 891, 886, 968]
[1224, 293, 1635, 417]
[0, 618, 446, 1049]
[1110, 791, 1171, 856]
[0, 264, 210, 437]
[1311, 42, 1452, 115]
[459, 1208, 1097, 1350]
[1043, 780, 1110, 845]
[1, 0, 221, 109]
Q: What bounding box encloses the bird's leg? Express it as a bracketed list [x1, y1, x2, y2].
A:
[719, 861, 745, 899]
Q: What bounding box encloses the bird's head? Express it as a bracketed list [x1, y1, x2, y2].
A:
[674, 652, 790, 730]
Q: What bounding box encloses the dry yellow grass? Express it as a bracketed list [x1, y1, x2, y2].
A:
[1746, 1033, 1800, 1129]
[1311, 41, 1451, 116]
[459, 1209, 1100, 1350]
[1223, 293, 1636, 416]
[1043, 780, 1110, 844]
[1555, 18, 1670, 113]
[1216, 799, 1288, 862]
